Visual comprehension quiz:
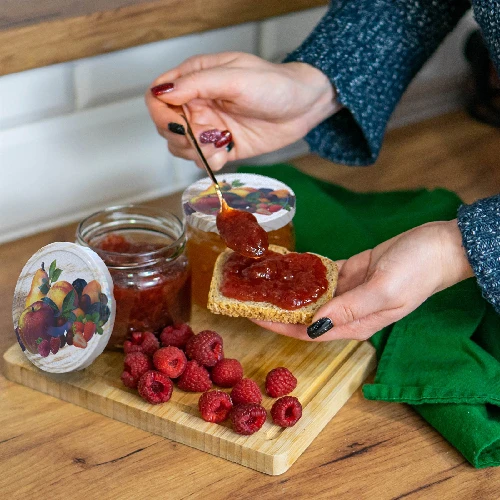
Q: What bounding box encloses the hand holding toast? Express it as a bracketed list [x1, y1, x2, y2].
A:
[253, 220, 474, 341]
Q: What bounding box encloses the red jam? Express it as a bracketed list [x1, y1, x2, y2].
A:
[92, 234, 191, 348]
[216, 206, 269, 258]
[220, 250, 328, 310]
[96, 234, 162, 254]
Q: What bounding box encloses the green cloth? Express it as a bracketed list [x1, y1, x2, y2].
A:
[239, 164, 500, 468]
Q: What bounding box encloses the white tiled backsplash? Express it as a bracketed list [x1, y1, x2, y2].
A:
[1, 8, 477, 244]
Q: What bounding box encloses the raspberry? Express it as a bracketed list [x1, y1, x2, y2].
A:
[121, 352, 152, 389]
[270, 396, 302, 427]
[230, 378, 262, 405]
[153, 346, 187, 378]
[177, 360, 212, 392]
[198, 390, 233, 423]
[138, 370, 173, 404]
[185, 330, 224, 367]
[265, 367, 297, 398]
[230, 403, 267, 435]
[160, 323, 194, 349]
[123, 331, 160, 357]
[37, 339, 50, 357]
[211, 358, 243, 388]
[50, 336, 60, 355]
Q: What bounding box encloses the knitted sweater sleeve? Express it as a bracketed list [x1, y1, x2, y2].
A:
[456, 1, 500, 314]
[284, 0, 469, 166]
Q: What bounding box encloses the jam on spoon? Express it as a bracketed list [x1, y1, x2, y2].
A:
[173, 105, 268, 258]
[216, 200, 268, 258]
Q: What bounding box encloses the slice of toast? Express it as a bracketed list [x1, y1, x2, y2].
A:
[207, 244, 338, 324]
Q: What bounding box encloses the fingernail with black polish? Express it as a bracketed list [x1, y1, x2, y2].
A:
[226, 141, 234, 153]
[307, 317, 333, 339]
[168, 123, 185, 135]
[151, 82, 174, 96]
[215, 130, 232, 148]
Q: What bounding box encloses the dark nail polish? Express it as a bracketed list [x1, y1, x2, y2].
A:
[226, 141, 234, 153]
[151, 82, 174, 96]
[168, 122, 185, 135]
[307, 317, 333, 339]
[215, 130, 232, 148]
[200, 129, 222, 144]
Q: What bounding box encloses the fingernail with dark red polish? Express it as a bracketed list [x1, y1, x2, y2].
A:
[151, 82, 174, 96]
[200, 129, 222, 144]
[168, 123, 185, 135]
[307, 318, 333, 339]
[226, 141, 234, 153]
[215, 130, 232, 148]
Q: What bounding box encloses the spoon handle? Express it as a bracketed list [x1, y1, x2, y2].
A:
[177, 105, 226, 208]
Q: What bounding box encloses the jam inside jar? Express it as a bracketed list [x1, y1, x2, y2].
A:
[77, 206, 191, 350]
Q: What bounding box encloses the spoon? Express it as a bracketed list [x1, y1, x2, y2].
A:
[173, 105, 268, 258]
[175, 105, 227, 209]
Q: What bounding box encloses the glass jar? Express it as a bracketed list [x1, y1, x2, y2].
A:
[182, 173, 296, 308]
[77, 205, 191, 350]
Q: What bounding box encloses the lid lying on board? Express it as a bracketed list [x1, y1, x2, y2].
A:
[12, 242, 115, 373]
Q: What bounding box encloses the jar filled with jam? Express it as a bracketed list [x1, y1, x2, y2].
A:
[77, 205, 191, 349]
[182, 173, 296, 308]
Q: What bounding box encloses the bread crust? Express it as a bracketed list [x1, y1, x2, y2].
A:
[207, 245, 338, 324]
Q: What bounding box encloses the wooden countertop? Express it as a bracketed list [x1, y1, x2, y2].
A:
[1, 112, 500, 498]
[0, 0, 327, 76]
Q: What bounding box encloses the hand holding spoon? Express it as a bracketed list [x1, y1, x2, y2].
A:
[173, 105, 268, 258]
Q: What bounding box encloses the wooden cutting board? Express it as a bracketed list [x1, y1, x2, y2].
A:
[3, 305, 376, 475]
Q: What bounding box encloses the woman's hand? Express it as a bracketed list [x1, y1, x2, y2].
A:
[145, 52, 339, 170]
[253, 220, 474, 341]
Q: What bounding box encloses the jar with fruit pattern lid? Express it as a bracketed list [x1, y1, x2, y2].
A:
[182, 173, 296, 308]
[76, 205, 191, 350]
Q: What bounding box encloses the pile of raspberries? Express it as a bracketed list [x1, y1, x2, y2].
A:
[120, 324, 302, 435]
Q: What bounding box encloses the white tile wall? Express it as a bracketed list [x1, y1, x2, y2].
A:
[0, 97, 180, 243]
[74, 23, 259, 109]
[259, 7, 328, 62]
[171, 156, 204, 188]
[0, 8, 481, 244]
[0, 64, 74, 130]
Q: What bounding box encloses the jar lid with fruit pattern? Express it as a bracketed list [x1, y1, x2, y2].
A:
[182, 173, 296, 233]
[12, 242, 115, 373]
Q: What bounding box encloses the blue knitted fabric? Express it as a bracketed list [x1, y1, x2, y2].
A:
[285, 0, 470, 166]
[458, 196, 500, 313]
[286, 0, 500, 313]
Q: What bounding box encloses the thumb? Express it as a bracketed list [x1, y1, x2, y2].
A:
[307, 279, 404, 341]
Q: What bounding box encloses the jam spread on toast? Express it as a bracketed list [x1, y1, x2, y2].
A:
[220, 250, 328, 310]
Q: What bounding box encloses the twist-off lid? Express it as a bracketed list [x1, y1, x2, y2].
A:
[182, 173, 296, 234]
[12, 242, 115, 373]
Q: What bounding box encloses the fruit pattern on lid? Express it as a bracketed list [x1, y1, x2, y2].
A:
[182, 173, 296, 234]
[12, 242, 115, 373]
